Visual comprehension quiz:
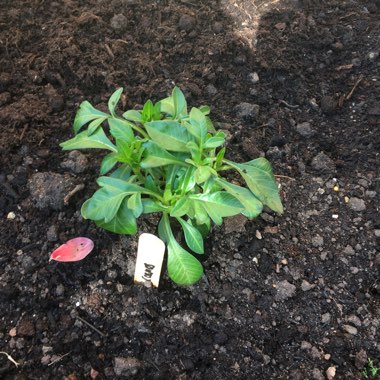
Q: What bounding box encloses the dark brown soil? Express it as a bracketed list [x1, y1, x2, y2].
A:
[1, 0, 379, 379]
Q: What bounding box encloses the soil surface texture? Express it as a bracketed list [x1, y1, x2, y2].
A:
[0, 0, 379, 379]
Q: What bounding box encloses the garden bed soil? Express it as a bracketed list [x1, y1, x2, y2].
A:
[0, 0, 379, 379]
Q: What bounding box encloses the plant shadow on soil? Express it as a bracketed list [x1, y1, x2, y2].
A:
[0, 0, 379, 379]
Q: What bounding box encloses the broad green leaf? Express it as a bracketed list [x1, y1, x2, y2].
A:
[142, 99, 154, 122]
[141, 141, 186, 168]
[216, 178, 263, 218]
[81, 188, 128, 222]
[170, 197, 191, 217]
[178, 166, 196, 194]
[167, 237, 203, 285]
[108, 118, 134, 143]
[142, 199, 168, 214]
[60, 128, 117, 152]
[188, 107, 208, 142]
[158, 216, 169, 243]
[177, 217, 204, 254]
[194, 166, 215, 184]
[96, 198, 137, 235]
[204, 134, 225, 149]
[96, 176, 145, 193]
[214, 147, 225, 170]
[122, 109, 142, 122]
[127, 192, 143, 218]
[108, 88, 123, 117]
[110, 164, 131, 180]
[145, 120, 192, 152]
[88, 117, 107, 136]
[192, 201, 209, 225]
[73, 101, 109, 134]
[100, 152, 119, 175]
[144, 175, 161, 194]
[190, 192, 244, 225]
[190, 218, 211, 237]
[116, 139, 132, 163]
[172, 87, 187, 118]
[225, 158, 283, 213]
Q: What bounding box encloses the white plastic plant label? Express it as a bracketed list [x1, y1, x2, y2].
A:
[134, 233, 165, 288]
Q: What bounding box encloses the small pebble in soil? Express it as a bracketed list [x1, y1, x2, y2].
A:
[342, 324, 358, 335]
[348, 197, 366, 212]
[312, 235, 324, 248]
[235, 102, 260, 121]
[178, 14, 196, 32]
[61, 150, 88, 173]
[274, 280, 296, 301]
[7, 211, 16, 220]
[326, 366, 336, 380]
[110, 14, 128, 32]
[206, 84, 218, 96]
[248, 72, 259, 84]
[321, 313, 331, 323]
[311, 152, 336, 173]
[320, 95, 337, 114]
[113, 357, 141, 376]
[296, 122, 315, 137]
[301, 280, 315, 291]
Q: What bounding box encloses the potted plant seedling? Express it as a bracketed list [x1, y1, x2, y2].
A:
[58, 87, 283, 285]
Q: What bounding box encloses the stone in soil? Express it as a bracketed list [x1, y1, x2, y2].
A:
[113, 357, 141, 376]
[110, 14, 128, 32]
[348, 197, 366, 212]
[178, 14, 196, 32]
[311, 152, 336, 173]
[224, 214, 247, 233]
[235, 102, 260, 121]
[275, 280, 296, 301]
[61, 150, 89, 173]
[296, 122, 315, 137]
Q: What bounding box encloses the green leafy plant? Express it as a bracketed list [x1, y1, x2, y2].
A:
[60, 87, 283, 285]
[362, 358, 379, 379]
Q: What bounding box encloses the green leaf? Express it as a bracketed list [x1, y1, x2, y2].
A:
[167, 237, 203, 285]
[60, 128, 117, 152]
[115, 139, 132, 163]
[190, 192, 244, 225]
[142, 199, 168, 214]
[96, 176, 144, 193]
[110, 164, 131, 180]
[225, 158, 283, 213]
[122, 109, 142, 122]
[177, 217, 204, 254]
[108, 88, 123, 117]
[141, 141, 186, 168]
[81, 187, 128, 222]
[204, 134, 225, 149]
[145, 120, 193, 152]
[190, 218, 211, 237]
[199, 105, 210, 115]
[194, 166, 215, 184]
[127, 192, 143, 218]
[192, 201, 209, 225]
[170, 197, 191, 217]
[88, 117, 107, 136]
[96, 198, 137, 235]
[216, 178, 263, 218]
[100, 152, 119, 175]
[178, 166, 196, 194]
[108, 118, 134, 143]
[188, 107, 208, 142]
[158, 216, 169, 243]
[142, 99, 154, 122]
[214, 147, 225, 170]
[73, 101, 109, 134]
[172, 87, 187, 119]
